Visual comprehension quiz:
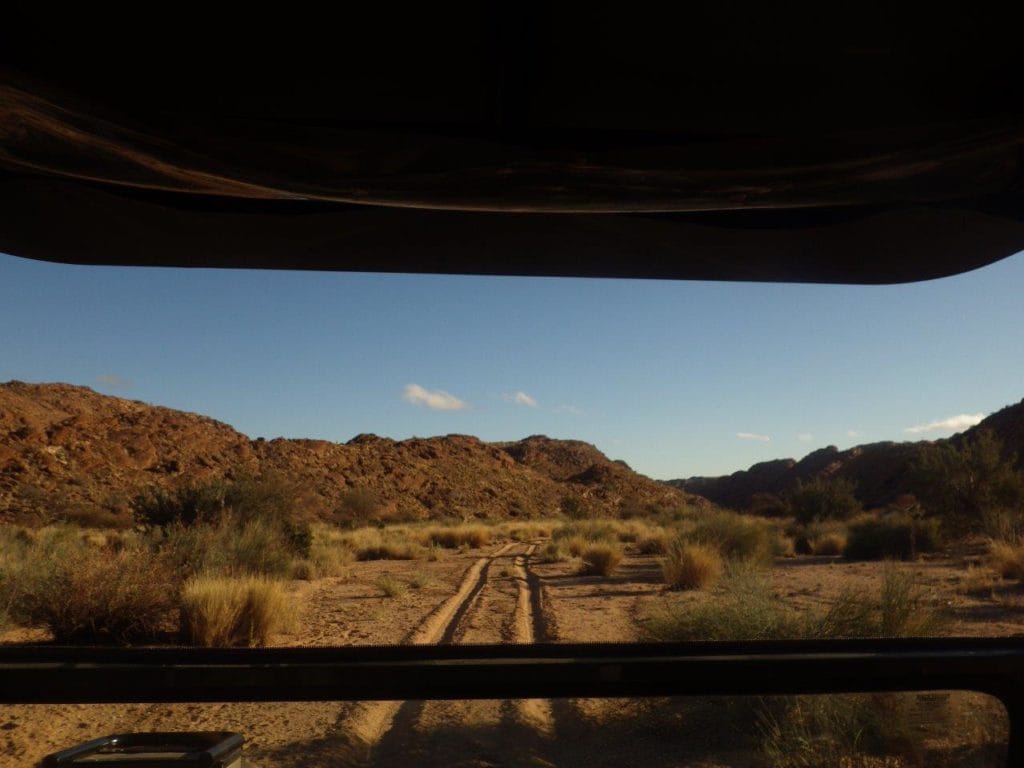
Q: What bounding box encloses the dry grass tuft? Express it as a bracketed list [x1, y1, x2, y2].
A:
[181, 575, 293, 647]
[812, 532, 848, 556]
[662, 540, 723, 590]
[579, 542, 623, 577]
[375, 573, 408, 598]
[989, 539, 1024, 580]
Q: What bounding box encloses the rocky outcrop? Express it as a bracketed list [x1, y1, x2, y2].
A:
[0, 381, 705, 524]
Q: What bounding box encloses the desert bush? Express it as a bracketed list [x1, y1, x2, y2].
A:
[844, 513, 941, 560]
[636, 532, 669, 555]
[61, 504, 135, 529]
[180, 575, 292, 647]
[579, 542, 623, 576]
[785, 476, 862, 524]
[960, 565, 999, 597]
[156, 515, 300, 578]
[989, 540, 1024, 580]
[758, 693, 919, 768]
[337, 527, 424, 560]
[749, 491, 789, 517]
[408, 572, 429, 589]
[421, 524, 491, 549]
[982, 508, 1024, 542]
[14, 544, 179, 643]
[502, 520, 555, 541]
[689, 511, 775, 565]
[292, 537, 354, 580]
[661, 540, 722, 590]
[812, 532, 847, 556]
[641, 564, 940, 642]
[913, 429, 1024, 533]
[537, 540, 571, 563]
[552, 520, 618, 544]
[560, 493, 589, 520]
[335, 486, 382, 525]
[376, 573, 408, 598]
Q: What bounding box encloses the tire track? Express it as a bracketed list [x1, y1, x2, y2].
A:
[508, 544, 556, 736]
[337, 542, 519, 754]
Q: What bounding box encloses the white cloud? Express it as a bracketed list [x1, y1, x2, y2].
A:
[737, 432, 771, 442]
[847, 430, 861, 438]
[96, 374, 131, 389]
[402, 383, 470, 411]
[501, 391, 538, 408]
[904, 413, 985, 435]
[797, 433, 814, 442]
[555, 405, 583, 416]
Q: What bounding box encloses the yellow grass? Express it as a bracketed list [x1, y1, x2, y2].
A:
[989, 540, 1024, 580]
[662, 541, 723, 590]
[812, 532, 848, 556]
[580, 542, 623, 576]
[180, 575, 294, 647]
[375, 573, 408, 598]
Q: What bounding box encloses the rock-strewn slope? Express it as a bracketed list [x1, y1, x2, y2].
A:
[0, 381, 704, 523]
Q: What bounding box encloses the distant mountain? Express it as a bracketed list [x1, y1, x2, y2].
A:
[0, 381, 706, 524]
[669, 398, 1024, 510]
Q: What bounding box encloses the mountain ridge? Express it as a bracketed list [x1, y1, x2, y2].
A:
[669, 398, 1024, 509]
[0, 381, 705, 524]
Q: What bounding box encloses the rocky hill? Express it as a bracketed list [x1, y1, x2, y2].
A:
[671, 398, 1024, 510]
[0, 381, 705, 525]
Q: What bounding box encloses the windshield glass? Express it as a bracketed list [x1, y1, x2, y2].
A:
[2, 250, 1023, 766]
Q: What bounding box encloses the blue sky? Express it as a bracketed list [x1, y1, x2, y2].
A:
[2, 251, 1023, 479]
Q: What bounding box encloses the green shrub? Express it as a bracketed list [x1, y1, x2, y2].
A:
[180, 575, 292, 647]
[560, 494, 589, 520]
[913, 429, 1024, 533]
[845, 513, 941, 560]
[785, 476, 861, 524]
[689, 511, 774, 565]
[579, 542, 623, 576]
[661, 540, 722, 590]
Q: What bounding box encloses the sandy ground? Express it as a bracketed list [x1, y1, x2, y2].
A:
[1, 539, 1018, 767]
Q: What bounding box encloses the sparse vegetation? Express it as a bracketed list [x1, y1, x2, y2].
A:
[661, 540, 722, 590]
[988, 539, 1024, 580]
[335, 486, 383, 525]
[421, 524, 491, 549]
[785, 476, 862, 524]
[844, 512, 941, 560]
[579, 542, 623, 576]
[13, 543, 179, 644]
[913, 429, 1024, 533]
[376, 573, 408, 598]
[689, 510, 775, 565]
[641, 563, 942, 642]
[180, 575, 293, 647]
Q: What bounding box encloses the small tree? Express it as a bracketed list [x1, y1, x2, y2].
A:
[912, 429, 1024, 534]
[785, 476, 861, 524]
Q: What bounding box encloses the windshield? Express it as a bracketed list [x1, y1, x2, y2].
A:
[2, 250, 1022, 766]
